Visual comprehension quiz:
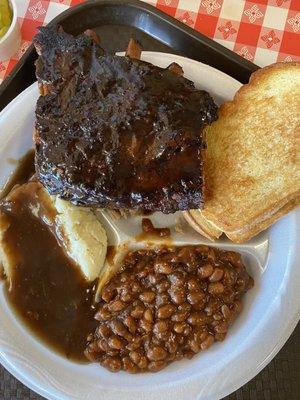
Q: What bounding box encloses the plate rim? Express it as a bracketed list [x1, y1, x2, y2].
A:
[0, 52, 299, 400]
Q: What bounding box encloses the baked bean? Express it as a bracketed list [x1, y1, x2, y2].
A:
[137, 356, 148, 369]
[157, 304, 175, 319]
[215, 333, 226, 342]
[154, 261, 173, 274]
[153, 320, 168, 334]
[98, 338, 110, 352]
[95, 307, 110, 321]
[109, 300, 126, 312]
[102, 357, 122, 372]
[214, 322, 228, 334]
[126, 336, 142, 351]
[156, 280, 170, 293]
[223, 251, 241, 266]
[123, 331, 133, 342]
[147, 346, 167, 361]
[199, 331, 208, 342]
[101, 285, 116, 302]
[204, 305, 214, 316]
[171, 311, 189, 322]
[207, 248, 217, 262]
[188, 312, 209, 326]
[156, 293, 170, 307]
[120, 289, 133, 303]
[131, 282, 142, 293]
[221, 304, 231, 319]
[84, 346, 98, 362]
[86, 245, 253, 373]
[96, 324, 111, 338]
[144, 309, 153, 322]
[107, 350, 119, 358]
[169, 272, 185, 287]
[130, 305, 144, 319]
[110, 320, 127, 337]
[199, 263, 214, 278]
[148, 361, 167, 372]
[231, 300, 242, 315]
[120, 272, 131, 283]
[123, 315, 137, 333]
[223, 269, 236, 286]
[169, 288, 186, 305]
[140, 318, 152, 333]
[230, 301, 243, 321]
[209, 268, 224, 282]
[187, 277, 200, 291]
[187, 291, 205, 305]
[86, 333, 94, 342]
[108, 336, 124, 350]
[148, 274, 159, 285]
[185, 351, 195, 360]
[165, 338, 177, 354]
[200, 335, 214, 350]
[173, 322, 186, 334]
[138, 269, 149, 279]
[129, 350, 141, 364]
[190, 340, 200, 353]
[211, 320, 219, 328]
[183, 325, 192, 336]
[130, 351, 148, 369]
[178, 303, 191, 312]
[139, 291, 155, 303]
[213, 312, 223, 321]
[123, 356, 138, 373]
[208, 282, 225, 295]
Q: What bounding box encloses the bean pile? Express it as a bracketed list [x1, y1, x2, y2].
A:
[85, 245, 253, 373]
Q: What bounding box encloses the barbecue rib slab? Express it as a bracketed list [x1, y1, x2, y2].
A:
[33, 27, 217, 213]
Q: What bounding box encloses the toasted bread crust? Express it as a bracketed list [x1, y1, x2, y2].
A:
[187, 193, 299, 244]
[202, 62, 300, 234]
[182, 210, 222, 241]
[225, 197, 300, 243]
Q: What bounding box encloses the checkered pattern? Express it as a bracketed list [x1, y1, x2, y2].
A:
[0, 0, 299, 83]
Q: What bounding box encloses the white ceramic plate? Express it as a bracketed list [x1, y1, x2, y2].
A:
[0, 53, 299, 400]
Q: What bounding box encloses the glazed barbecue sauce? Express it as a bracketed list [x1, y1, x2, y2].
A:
[0, 182, 97, 362]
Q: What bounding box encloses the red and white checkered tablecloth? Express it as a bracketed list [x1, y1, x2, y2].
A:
[0, 0, 299, 84]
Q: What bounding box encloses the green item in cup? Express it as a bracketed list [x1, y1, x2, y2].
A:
[0, 0, 12, 39]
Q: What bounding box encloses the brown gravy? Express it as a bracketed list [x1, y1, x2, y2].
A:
[0, 183, 97, 362]
[0, 149, 35, 200]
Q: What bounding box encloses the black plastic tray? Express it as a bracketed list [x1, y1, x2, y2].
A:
[0, 0, 259, 111]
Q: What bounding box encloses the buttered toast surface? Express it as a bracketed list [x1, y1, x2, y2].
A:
[200, 63, 300, 239]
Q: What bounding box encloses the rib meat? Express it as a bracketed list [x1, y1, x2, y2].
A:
[33, 27, 217, 213]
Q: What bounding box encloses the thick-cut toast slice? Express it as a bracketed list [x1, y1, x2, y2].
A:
[226, 197, 299, 242]
[200, 62, 300, 237]
[185, 196, 299, 243]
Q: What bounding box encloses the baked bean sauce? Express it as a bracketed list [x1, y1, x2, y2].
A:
[85, 245, 253, 373]
[106, 246, 117, 265]
[0, 182, 97, 362]
[135, 218, 171, 242]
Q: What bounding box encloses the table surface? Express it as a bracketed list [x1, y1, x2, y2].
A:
[0, 0, 299, 399]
